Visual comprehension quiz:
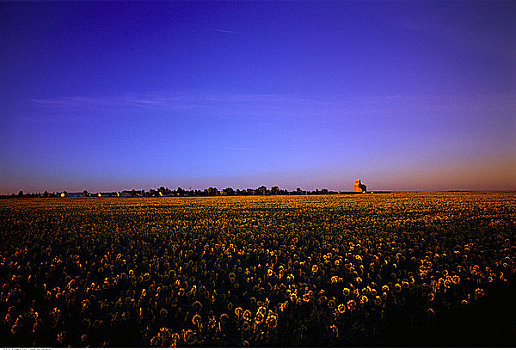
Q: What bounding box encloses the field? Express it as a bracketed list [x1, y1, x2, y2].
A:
[1, 192, 515, 346]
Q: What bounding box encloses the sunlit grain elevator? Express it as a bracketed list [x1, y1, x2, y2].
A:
[354, 180, 367, 193]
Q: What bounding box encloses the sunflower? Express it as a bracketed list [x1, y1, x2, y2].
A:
[257, 306, 267, 315]
[330, 324, 339, 337]
[302, 292, 312, 303]
[342, 288, 351, 297]
[266, 314, 277, 328]
[192, 314, 201, 326]
[243, 310, 252, 322]
[183, 329, 196, 345]
[347, 299, 356, 311]
[57, 331, 66, 343]
[192, 300, 202, 311]
[32, 322, 40, 334]
[150, 335, 160, 346]
[199, 285, 207, 295]
[337, 304, 346, 314]
[220, 313, 229, 323]
[143, 272, 151, 281]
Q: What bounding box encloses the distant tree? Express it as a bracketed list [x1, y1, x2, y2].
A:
[83, 190, 89, 197]
[43, 191, 49, 198]
[271, 186, 279, 195]
[17, 190, 24, 198]
[207, 187, 218, 196]
[223, 187, 235, 196]
[158, 186, 172, 195]
[257, 186, 267, 195]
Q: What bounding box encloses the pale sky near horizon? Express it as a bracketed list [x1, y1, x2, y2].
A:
[1, 1, 515, 194]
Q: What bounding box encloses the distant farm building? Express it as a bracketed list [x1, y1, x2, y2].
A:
[354, 180, 367, 193]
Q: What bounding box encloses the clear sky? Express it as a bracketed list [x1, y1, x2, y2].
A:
[1, 1, 515, 193]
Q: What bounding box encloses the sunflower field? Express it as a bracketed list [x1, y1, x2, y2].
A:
[0, 192, 515, 346]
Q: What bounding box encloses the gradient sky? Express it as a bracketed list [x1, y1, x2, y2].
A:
[1, 1, 515, 193]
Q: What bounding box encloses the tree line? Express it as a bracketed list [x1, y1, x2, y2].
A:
[2, 186, 341, 198]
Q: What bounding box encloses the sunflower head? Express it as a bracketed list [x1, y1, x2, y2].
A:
[243, 309, 252, 322]
[266, 314, 277, 328]
[192, 314, 201, 326]
[347, 299, 356, 311]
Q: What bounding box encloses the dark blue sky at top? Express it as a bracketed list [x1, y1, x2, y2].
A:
[1, 1, 515, 193]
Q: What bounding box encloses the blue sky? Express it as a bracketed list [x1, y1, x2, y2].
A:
[1, 1, 515, 193]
